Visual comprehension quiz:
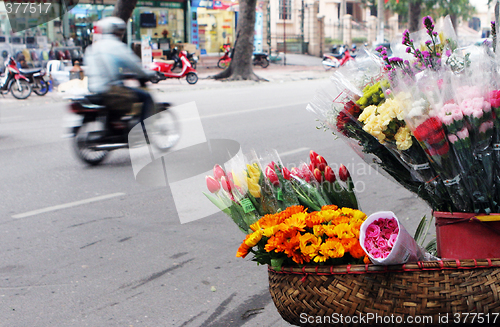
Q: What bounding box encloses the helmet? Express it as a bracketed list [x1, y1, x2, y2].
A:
[97, 17, 126, 36]
[352, 44, 357, 50]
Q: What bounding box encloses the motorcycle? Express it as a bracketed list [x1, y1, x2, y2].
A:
[149, 50, 198, 85]
[217, 44, 270, 69]
[0, 57, 32, 99]
[66, 76, 180, 165]
[169, 47, 198, 70]
[217, 44, 232, 69]
[322, 47, 355, 70]
[19, 67, 49, 96]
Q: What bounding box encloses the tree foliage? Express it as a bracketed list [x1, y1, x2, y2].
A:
[367, 0, 475, 32]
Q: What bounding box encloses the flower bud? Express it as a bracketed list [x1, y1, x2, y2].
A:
[324, 166, 336, 183]
[339, 164, 350, 182]
[206, 176, 220, 193]
[309, 150, 319, 163]
[316, 155, 327, 171]
[313, 168, 323, 183]
[282, 167, 291, 180]
[265, 166, 280, 186]
[220, 176, 232, 193]
[227, 172, 235, 190]
[213, 164, 226, 181]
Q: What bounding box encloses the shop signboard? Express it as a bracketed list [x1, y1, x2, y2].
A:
[141, 35, 152, 70]
[254, 11, 263, 52]
[190, 7, 199, 49]
[137, 1, 183, 8]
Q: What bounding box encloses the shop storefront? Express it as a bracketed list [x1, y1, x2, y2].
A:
[132, 0, 188, 51]
[194, 0, 236, 54]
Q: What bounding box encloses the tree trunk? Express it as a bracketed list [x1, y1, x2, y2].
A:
[408, 0, 421, 32]
[211, 0, 265, 81]
[112, 0, 138, 22]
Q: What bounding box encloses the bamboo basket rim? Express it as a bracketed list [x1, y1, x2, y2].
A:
[268, 258, 500, 276]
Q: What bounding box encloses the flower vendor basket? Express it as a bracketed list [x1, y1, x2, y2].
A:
[434, 211, 500, 260]
[268, 259, 500, 326]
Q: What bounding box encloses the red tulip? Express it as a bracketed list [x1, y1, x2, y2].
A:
[268, 161, 276, 170]
[265, 166, 280, 186]
[290, 167, 302, 178]
[308, 163, 315, 172]
[324, 166, 336, 183]
[220, 176, 232, 193]
[309, 150, 319, 163]
[213, 164, 226, 181]
[206, 176, 220, 193]
[282, 167, 291, 180]
[316, 155, 327, 171]
[310, 154, 319, 170]
[313, 168, 323, 183]
[339, 164, 350, 182]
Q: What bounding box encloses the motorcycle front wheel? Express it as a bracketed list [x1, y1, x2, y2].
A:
[186, 72, 198, 85]
[149, 110, 180, 151]
[73, 123, 109, 165]
[34, 79, 49, 96]
[322, 58, 336, 70]
[11, 80, 32, 99]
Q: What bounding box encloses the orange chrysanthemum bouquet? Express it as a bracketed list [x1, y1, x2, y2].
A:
[237, 205, 369, 270]
[204, 149, 369, 270]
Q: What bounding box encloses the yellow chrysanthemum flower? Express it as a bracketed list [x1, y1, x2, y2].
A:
[333, 223, 355, 239]
[244, 230, 263, 247]
[319, 238, 345, 259]
[395, 126, 413, 150]
[263, 225, 280, 238]
[351, 209, 367, 221]
[299, 233, 321, 258]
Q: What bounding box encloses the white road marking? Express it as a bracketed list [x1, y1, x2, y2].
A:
[280, 147, 310, 156]
[201, 102, 309, 119]
[12, 192, 126, 219]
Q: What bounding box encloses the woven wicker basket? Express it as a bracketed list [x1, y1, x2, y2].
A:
[269, 259, 500, 326]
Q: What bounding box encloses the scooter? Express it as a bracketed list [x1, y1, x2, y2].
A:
[19, 67, 49, 96]
[217, 45, 270, 69]
[66, 76, 180, 165]
[149, 50, 198, 85]
[322, 48, 355, 70]
[217, 44, 231, 69]
[0, 57, 32, 99]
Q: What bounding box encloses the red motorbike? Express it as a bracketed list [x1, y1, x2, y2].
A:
[0, 57, 32, 99]
[149, 50, 198, 85]
[218, 44, 232, 69]
[322, 48, 355, 70]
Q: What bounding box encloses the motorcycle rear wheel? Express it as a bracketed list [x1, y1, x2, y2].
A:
[260, 58, 270, 68]
[73, 123, 109, 165]
[11, 80, 32, 99]
[322, 58, 335, 70]
[217, 58, 228, 69]
[186, 72, 198, 85]
[34, 79, 49, 96]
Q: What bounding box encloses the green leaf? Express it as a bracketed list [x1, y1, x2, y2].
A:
[425, 238, 437, 256]
[270, 258, 285, 271]
[414, 215, 428, 246]
[203, 192, 230, 215]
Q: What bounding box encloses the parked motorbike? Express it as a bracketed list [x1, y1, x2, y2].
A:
[66, 76, 180, 165]
[149, 50, 198, 85]
[169, 47, 198, 70]
[217, 45, 270, 69]
[19, 67, 49, 96]
[252, 52, 270, 68]
[0, 57, 32, 99]
[322, 47, 355, 70]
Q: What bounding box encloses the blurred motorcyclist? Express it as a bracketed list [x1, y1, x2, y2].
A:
[83, 17, 155, 123]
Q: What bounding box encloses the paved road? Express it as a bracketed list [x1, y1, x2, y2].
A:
[0, 77, 432, 327]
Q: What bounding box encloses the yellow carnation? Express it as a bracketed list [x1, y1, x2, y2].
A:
[395, 126, 413, 150]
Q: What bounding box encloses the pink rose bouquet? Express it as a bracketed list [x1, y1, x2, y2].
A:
[360, 211, 424, 265]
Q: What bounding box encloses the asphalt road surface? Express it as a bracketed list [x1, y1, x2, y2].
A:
[0, 78, 432, 327]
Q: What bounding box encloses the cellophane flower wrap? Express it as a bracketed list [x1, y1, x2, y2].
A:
[360, 211, 424, 265]
[308, 14, 500, 214]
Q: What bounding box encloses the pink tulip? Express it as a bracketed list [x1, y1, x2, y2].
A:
[220, 176, 232, 193]
[324, 166, 336, 183]
[227, 172, 235, 190]
[265, 166, 280, 186]
[339, 164, 350, 182]
[213, 164, 226, 181]
[206, 176, 220, 193]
